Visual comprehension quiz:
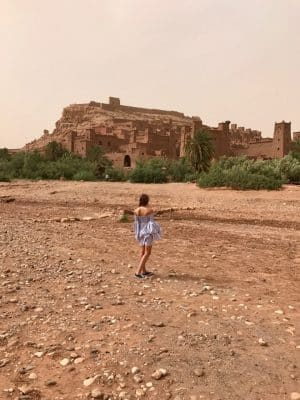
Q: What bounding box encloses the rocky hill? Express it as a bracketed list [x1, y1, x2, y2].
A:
[24, 98, 195, 151]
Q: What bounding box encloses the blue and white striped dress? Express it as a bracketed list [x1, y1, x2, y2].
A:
[134, 214, 161, 246]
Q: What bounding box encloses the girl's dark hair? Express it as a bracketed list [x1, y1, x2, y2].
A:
[139, 194, 149, 207]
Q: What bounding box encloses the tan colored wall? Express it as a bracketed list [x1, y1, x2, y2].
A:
[232, 141, 274, 158]
[100, 102, 186, 118]
[209, 126, 231, 159]
[231, 121, 292, 159]
[293, 132, 300, 141]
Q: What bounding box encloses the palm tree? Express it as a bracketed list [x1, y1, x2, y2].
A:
[185, 128, 214, 173]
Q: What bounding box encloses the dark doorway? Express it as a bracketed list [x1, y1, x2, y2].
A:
[124, 155, 131, 167]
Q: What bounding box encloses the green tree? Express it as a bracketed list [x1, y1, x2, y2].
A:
[0, 148, 10, 160]
[23, 150, 44, 178]
[45, 141, 66, 161]
[86, 145, 112, 178]
[185, 129, 214, 173]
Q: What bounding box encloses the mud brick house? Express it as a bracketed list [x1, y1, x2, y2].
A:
[24, 97, 298, 167]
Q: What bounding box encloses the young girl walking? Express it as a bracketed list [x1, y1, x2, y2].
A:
[134, 194, 161, 278]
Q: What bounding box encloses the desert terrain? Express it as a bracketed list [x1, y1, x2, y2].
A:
[0, 181, 299, 400]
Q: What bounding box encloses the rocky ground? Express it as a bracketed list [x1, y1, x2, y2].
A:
[0, 181, 299, 400]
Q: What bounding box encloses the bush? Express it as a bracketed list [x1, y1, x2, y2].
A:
[0, 148, 11, 161]
[73, 170, 96, 181]
[7, 152, 26, 177]
[87, 145, 112, 178]
[198, 167, 227, 187]
[280, 155, 300, 184]
[226, 167, 282, 190]
[45, 141, 67, 161]
[290, 139, 300, 161]
[36, 155, 97, 181]
[168, 158, 194, 182]
[119, 213, 129, 223]
[0, 150, 99, 181]
[130, 159, 168, 183]
[105, 167, 128, 182]
[22, 151, 45, 179]
[0, 174, 11, 182]
[198, 158, 283, 190]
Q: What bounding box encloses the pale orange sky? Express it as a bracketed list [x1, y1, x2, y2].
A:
[0, 0, 299, 148]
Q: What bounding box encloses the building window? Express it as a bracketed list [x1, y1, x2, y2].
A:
[99, 141, 102, 145]
[108, 141, 111, 146]
[277, 147, 280, 151]
[124, 155, 131, 167]
[141, 152, 144, 155]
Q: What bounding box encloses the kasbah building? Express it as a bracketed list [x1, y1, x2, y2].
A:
[24, 97, 300, 168]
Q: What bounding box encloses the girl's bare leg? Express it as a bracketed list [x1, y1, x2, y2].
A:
[136, 246, 152, 275]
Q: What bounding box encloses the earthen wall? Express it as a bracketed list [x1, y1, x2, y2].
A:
[293, 132, 300, 141]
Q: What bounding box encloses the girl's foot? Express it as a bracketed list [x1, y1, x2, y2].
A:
[135, 273, 145, 279]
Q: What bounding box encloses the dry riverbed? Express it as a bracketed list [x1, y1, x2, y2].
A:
[0, 181, 299, 400]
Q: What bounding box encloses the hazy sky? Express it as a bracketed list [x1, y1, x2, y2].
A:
[1, 0, 300, 148]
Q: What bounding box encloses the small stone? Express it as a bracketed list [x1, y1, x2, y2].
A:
[146, 382, 153, 388]
[60, 358, 70, 366]
[83, 375, 99, 386]
[152, 368, 168, 380]
[18, 385, 31, 395]
[136, 388, 145, 397]
[258, 338, 268, 346]
[131, 366, 140, 375]
[133, 375, 143, 383]
[291, 393, 300, 400]
[152, 370, 162, 380]
[28, 373, 37, 380]
[0, 358, 9, 367]
[152, 322, 165, 327]
[45, 380, 57, 386]
[275, 309, 284, 314]
[74, 357, 84, 364]
[193, 368, 205, 377]
[9, 298, 18, 303]
[34, 352, 44, 358]
[91, 388, 105, 399]
[187, 312, 196, 318]
[3, 388, 14, 393]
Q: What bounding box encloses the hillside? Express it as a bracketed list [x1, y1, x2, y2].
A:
[24, 98, 194, 152]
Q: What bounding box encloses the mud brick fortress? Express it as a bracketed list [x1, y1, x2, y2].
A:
[24, 97, 299, 168]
